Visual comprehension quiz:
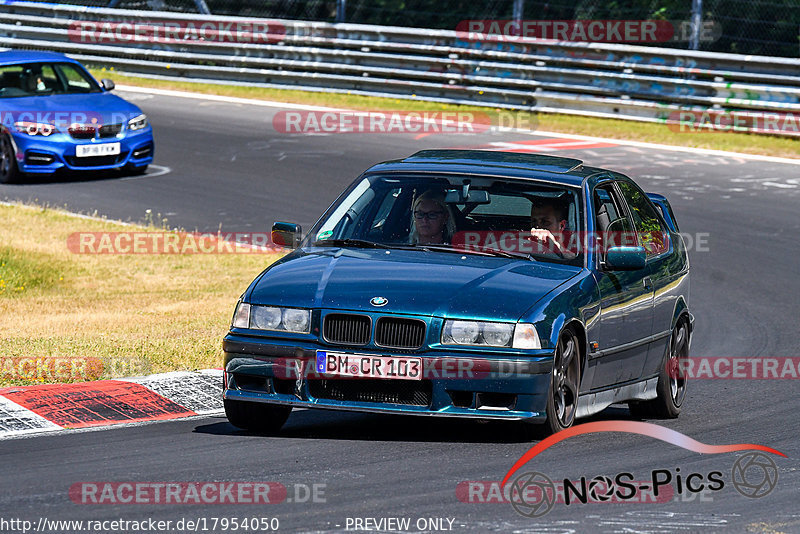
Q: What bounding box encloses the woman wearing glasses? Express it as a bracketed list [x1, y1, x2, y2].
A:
[409, 189, 456, 244]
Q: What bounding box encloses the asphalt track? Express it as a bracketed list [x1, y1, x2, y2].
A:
[2, 90, 800, 533]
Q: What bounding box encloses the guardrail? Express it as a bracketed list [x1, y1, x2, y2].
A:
[1, 0, 799, 136]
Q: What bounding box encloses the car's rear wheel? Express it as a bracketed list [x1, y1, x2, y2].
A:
[224, 399, 292, 433]
[629, 319, 689, 419]
[0, 134, 21, 184]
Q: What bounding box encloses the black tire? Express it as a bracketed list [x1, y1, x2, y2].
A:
[0, 134, 20, 184]
[224, 399, 292, 433]
[629, 319, 689, 419]
[521, 327, 581, 438]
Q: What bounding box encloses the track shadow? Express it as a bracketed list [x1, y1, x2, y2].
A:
[194, 404, 640, 444]
[6, 168, 145, 185]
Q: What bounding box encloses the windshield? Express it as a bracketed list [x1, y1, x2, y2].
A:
[0, 62, 101, 98]
[307, 174, 584, 264]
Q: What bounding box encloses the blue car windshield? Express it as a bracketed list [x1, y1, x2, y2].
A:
[309, 174, 584, 264]
[0, 62, 101, 98]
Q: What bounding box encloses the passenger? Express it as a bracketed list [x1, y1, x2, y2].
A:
[529, 197, 577, 259]
[409, 189, 456, 245]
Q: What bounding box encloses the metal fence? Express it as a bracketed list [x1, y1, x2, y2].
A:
[1, 1, 798, 136]
[23, 0, 800, 58]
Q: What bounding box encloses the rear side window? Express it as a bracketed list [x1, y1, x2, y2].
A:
[617, 181, 669, 256]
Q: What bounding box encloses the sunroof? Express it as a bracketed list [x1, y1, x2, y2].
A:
[403, 150, 583, 174]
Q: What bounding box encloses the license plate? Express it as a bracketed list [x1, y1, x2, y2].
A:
[76, 142, 121, 158]
[316, 351, 422, 380]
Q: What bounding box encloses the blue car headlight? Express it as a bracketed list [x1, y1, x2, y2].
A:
[441, 320, 535, 349]
[14, 121, 57, 136]
[442, 320, 541, 349]
[231, 302, 311, 333]
[128, 114, 148, 131]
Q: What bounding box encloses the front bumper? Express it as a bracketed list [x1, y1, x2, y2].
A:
[223, 334, 555, 421]
[10, 128, 154, 174]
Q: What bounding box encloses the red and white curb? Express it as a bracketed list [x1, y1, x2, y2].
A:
[0, 369, 223, 439]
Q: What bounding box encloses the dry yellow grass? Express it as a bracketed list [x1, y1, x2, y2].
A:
[0, 203, 282, 385]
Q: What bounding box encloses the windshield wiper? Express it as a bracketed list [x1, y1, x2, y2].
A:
[416, 243, 534, 260]
[312, 238, 390, 249]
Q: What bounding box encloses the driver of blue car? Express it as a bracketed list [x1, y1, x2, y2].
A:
[529, 196, 577, 259]
[409, 189, 456, 245]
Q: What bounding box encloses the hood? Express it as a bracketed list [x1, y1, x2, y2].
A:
[1, 92, 142, 126]
[248, 248, 581, 322]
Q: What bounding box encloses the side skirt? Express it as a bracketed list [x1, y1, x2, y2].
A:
[575, 377, 658, 419]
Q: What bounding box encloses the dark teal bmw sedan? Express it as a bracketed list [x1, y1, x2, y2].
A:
[222, 150, 693, 436]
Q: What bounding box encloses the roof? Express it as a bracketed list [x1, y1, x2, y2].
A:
[363, 149, 612, 187]
[0, 49, 76, 65]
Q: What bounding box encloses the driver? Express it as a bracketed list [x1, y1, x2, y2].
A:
[529, 197, 577, 259]
[409, 189, 456, 245]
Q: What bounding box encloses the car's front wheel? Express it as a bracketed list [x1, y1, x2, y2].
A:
[543, 327, 581, 434]
[629, 319, 689, 419]
[0, 134, 21, 184]
[224, 399, 292, 433]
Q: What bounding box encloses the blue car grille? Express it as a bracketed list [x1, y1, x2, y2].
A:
[309, 378, 432, 406]
[323, 314, 371, 345]
[323, 313, 426, 349]
[68, 123, 123, 140]
[375, 317, 426, 349]
[98, 123, 123, 138]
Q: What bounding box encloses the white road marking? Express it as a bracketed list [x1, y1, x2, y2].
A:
[118, 85, 800, 166]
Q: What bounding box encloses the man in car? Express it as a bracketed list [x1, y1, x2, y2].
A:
[529, 196, 577, 259]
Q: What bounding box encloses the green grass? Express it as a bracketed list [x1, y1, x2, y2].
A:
[0, 203, 282, 386]
[89, 66, 800, 159]
[0, 245, 65, 296]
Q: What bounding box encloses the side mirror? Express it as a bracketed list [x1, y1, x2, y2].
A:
[101, 78, 115, 91]
[271, 221, 302, 249]
[604, 246, 646, 271]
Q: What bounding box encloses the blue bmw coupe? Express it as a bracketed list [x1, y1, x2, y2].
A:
[223, 150, 693, 436]
[0, 50, 153, 183]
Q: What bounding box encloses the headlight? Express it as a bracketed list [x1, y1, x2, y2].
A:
[445, 320, 480, 344]
[443, 320, 515, 347]
[128, 114, 148, 131]
[232, 303, 311, 333]
[482, 322, 515, 346]
[442, 320, 540, 349]
[251, 306, 281, 330]
[282, 308, 310, 332]
[14, 121, 57, 136]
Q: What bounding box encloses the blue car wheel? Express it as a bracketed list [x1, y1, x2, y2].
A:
[629, 320, 690, 419]
[0, 134, 20, 184]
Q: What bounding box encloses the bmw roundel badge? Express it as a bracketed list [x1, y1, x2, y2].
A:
[370, 296, 388, 307]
